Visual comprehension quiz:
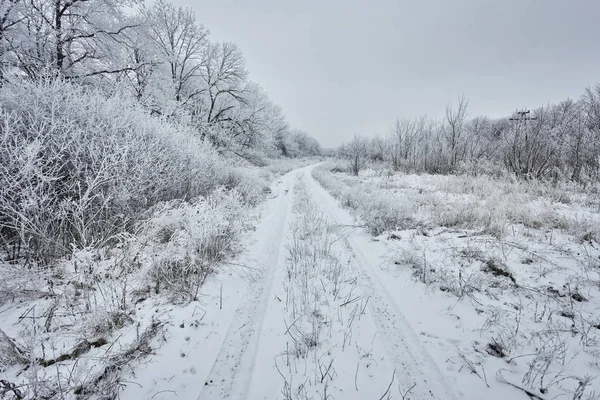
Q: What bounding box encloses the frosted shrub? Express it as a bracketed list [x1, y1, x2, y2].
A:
[314, 161, 600, 243]
[313, 163, 414, 235]
[327, 159, 348, 174]
[0, 79, 257, 264]
[359, 192, 415, 235]
[223, 168, 271, 206]
[139, 189, 246, 301]
[432, 202, 482, 229]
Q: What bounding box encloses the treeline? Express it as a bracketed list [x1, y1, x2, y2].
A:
[340, 87, 600, 182]
[0, 0, 320, 159]
[0, 0, 320, 265]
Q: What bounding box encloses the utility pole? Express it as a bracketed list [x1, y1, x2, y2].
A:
[509, 110, 537, 146]
[509, 109, 536, 122]
[509, 109, 537, 136]
[508, 109, 537, 179]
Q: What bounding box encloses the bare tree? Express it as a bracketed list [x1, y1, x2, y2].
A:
[389, 117, 420, 170]
[200, 41, 248, 126]
[343, 134, 368, 176]
[366, 135, 383, 162]
[503, 107, 559, 180]
[121, 41, 156, 102]
[223, 82, 272, 153]
[142, 0, 208, 104]
[445, 95, 469, 169]
[0, 0, 23, 75]
[271, 106, 291, 156]
[12, 0, 140, 79]
[579, 84, 600, 179]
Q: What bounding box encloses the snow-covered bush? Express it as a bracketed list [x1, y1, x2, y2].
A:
[0, 79, 263, 265]
[223, 168, 272, 206]
[312, 164, 415, 235]
[315, 161, 600, 242]
[130, 189, 246, 301]
[358, 191, 415, 235]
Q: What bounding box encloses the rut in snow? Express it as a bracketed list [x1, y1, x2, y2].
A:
[198, 165, 455, 399]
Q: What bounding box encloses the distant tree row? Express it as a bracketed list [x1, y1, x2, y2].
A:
[340, 87, 600, 182]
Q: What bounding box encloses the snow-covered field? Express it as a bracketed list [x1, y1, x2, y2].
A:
[313, 161, 600, 399]
[3, 161, 599, 399]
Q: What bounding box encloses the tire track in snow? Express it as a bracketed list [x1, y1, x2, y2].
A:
[198, 170, 298, 400]
[305, 167, 457, 400]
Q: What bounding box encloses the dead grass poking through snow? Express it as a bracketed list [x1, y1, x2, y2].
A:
[275, 176, 395, 399]
[313, 161, 600, 399]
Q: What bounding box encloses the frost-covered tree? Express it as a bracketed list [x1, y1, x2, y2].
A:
[367, 135, 386, 162]
[141, 0, 208, 106]
[291, 130, 321, 157]
[366, 86, 600, 180]
[199, 41, 247, 126]
[214, 82, 274, 156]
[0, 0, 23, 75]
[444, 95, 469, 170]
[341, 134, 368, 176]
[269, 105, 291, 156]
[389, 116, 423, 170]
[8, 0, 141, 79]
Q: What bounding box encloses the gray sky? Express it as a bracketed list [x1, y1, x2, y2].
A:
[174, 0, 599, 148]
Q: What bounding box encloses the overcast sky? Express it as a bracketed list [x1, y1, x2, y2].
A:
[173, 0, 599, 148]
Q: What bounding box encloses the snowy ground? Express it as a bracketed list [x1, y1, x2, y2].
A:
[119, 164, 465, 400]
[122, 164, 469, 400]
[312, 161, 600, 400]
[127, 165, 456, 400]
[4, 162, 598, 399]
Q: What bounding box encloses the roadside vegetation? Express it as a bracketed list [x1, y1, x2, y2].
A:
[315, 85, 600, 399]
[0, 1, 320, 398]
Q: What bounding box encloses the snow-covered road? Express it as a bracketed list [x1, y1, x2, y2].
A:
[198, 166, 298, 399]
[122, 164, 458, 400]
[305, 167, 456, 400]
[196, 165, 456, 400]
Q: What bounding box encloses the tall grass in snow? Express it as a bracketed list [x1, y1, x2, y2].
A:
[313, 160, 600, 241]
[276, 177, 393, 399]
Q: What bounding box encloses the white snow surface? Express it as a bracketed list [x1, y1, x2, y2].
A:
[120, 164, 484, 399]
[6, 163, 597, 399]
